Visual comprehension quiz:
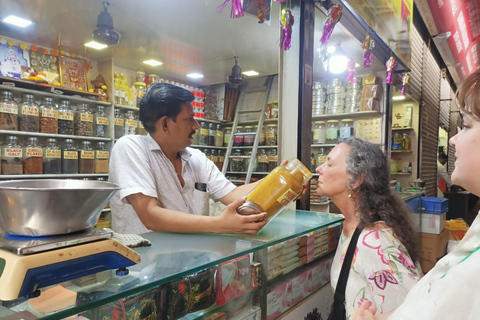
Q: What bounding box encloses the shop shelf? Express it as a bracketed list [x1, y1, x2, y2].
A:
[191, 145, 227, 149]
[0, 130, 113, 141]
[238, 118, 278, 126]
[392, 127, 414, 131]
[0, 173, 109, 179]
[195, 118, 229, 124]
[390, 172, 412, 175]
[0, 83, 111, 106]
[232, 145, 277, 149]
[391, 150, 413, 153]
[312, 111, 381, 121]
[114, 104, 139, 111]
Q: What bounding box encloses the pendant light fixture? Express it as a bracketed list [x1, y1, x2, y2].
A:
[228, 57, 244, 85]
[92, 2, 120, 46]
[328, 39, 349, 74]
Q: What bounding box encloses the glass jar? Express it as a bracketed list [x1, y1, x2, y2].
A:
[218, 150, 225, 171]
[257, 148, 269, 172]
[114, 109, 125, 138]
[19, 94, 39, 132]
[95, 105, 109, 137]
[62, 138, 78, 174]
[312, 121, 326, 144]
[192, 126, 200, 145]
[224, 127, 232, 147]
[310, 152, 316, 172]
[233, 126, 244, 147]
[124, 110, 137, 136]
[271, 101, 279, 119]
[43, 138, 61, 174]
[268, 148, 278, 172]
[339, 119, 354, 141]
[2, 136, 23, 174]
[215, 124, 223, 147]
[258, 125, 266, 146]
[0, 91, 18, 131]
[208, 123, 216, 146]
[237, 158, 313, 221]
[24, 137, 43, 174]
[316, 148, 327, 167]
[199, 122, 208, 146]
[244, 126, 255, 146]
[74, 103, 93, 136]
[211, 149, 219, 168]
[94, 142, 109, 173]
[133, 81, 146, 108]
[39, 97, 58, 134]
[326, 120, 339, 144]
[149, 74, 159, 86]
[58, 100, 74, 135]
[79, 141, 94, 173]
[266, 124, 278, 146]
[265, 102, 271, 119]
[402, 133, 411, 150]
[203, 149, 211, 161]
[393, 131, 402, 150]
[231, 149, 246, 172]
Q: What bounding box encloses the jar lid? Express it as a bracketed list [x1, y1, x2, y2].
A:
[314, 121, 325, 124]
[133, 82, 146, 87]
[245, 125, 254, 128]
[237, 201, 263, 216]
[267, 124, 278, 127]
[327, 120, 339, 123]
[272, 101, 279, 104]
[341, 119, 353, 122]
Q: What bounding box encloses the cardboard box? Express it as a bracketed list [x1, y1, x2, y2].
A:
[291, 272, 307, 305]
[421, 211, 447, 234]
[360, 97, 380, 112]
[362, 84, 383, 99]
[362, 75, 379, 85]
[421, 229, 449, 272]
[267, 283, 286, 320]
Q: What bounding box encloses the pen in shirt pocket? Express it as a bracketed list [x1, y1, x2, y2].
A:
[194, 182, 208, 192]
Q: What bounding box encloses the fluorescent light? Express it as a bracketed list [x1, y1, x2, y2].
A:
[392, 96, 406, 101]
[329, 55, 349, 74]
[327, 45, 336, 53]
[143, 59, 163, 66]
[355, 62, 360, 67]
[84, 41, 108, 50]
[187, 73, 204, 79]
[242, 70, 259, 76]
[3, 15, 32, 27]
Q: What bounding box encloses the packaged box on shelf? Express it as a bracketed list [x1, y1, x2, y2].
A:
[421, 228, 449, 272]
[314, 234, 329, 247]
[299, 233, 315, 247]
[291, 271, 308, 305]
[267, 283, 286, 320]
[362, 84, 383, 99]
[362, 76, 380, 85]
[420, 210, 447, 234]
[360, 97, 380, 112]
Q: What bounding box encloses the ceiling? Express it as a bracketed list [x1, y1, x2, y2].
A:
[0, 0, 281, 85]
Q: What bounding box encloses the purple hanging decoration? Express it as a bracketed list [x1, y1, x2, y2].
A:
[217, 0, 244, 19]
[320, 4, 343, 45]
[273, 0, 288, 2]
[362, 35, 375, 68]
[347, 60, 356, 83]
[401, 74, 410, 95]
[280, 9, 294, 51]
[385, 57, 397, 84]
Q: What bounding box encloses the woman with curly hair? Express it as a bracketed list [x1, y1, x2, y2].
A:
[315, 137, 422, 319]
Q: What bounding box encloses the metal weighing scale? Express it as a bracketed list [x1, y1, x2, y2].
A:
[0, 228, 141, 301]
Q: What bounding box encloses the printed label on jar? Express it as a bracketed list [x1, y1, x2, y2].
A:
[0, 103, 18, 114]
[216, 131, 223, 138]
[259, 132, 266, 142]
[42, 109, 57, 118]
[313, 129, 319, 141]
[139, 122, 144, 129]
[5, 148, 22, 157]
[339, 127, 352, 139]
[115, 118, 125, 126]
[326, 128, 338, 140]
[96, 151, 110, 159]
[266, 132, 275, 138]
[81, 150, 95, 159]
[22, 106, 39, 117]
[277, 188, 299, 206]
[224, 133, 231, 144]
[269, 156, 278, 162]
[26, 148, 42, 157]
[126, 119, 138, 127]
[211, 156, 219, 162]
[316, 156, 327, 164]
[96, 117, 109, 125]
[234, 136, 243, 143]
[63, 151, 78, 159]
[58, 111, 74, 121]
[46, 149, 61, 158]
[219, 156, 225, 162]
[81, 113, 94, 122]
[200, 128, 209, 135]
[258, 156, 268, 163]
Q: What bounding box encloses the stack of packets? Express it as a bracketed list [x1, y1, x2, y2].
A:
[360, 76, 382, 112]
[310, 177, 328, 204]
[266, 238, 300, 281]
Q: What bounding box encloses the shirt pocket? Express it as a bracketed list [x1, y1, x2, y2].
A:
[192, 187, 210, 216]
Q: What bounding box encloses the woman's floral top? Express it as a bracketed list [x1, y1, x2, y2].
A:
[330, 226, 422, 320]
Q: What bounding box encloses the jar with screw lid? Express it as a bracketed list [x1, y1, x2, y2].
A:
[62, 139, 78, 174]
[244, 126, 255, 146]
[114, 109, 125, 138]
[224, 126, 232, 147]
[199, 122, 208, 146]
[2, 135, 22, 174]
[257, 149, 269, 172]
[19, 94, 39, 132]
[0, 91, 18, 131]
[326, 120, 339, 144]
[58, 100, 74, 135]
[74, 104, 93, 136]
[215, 124, 223, 147]
[312, 121, 326, 144]
[95, 105, 109, 137]
[24, 137, 43, 174]
[233, 126, 244, 147]
[43, 138, 61, 174]
[94, 142, 109, 173]
[79, 141, 94, 173]
[208, 123, 216, 146]
[39, 97, 58, 134]
[124, 110, 137, 135]
[266, 124, 278, 146]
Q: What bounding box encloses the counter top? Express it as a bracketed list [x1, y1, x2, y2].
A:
[8, 210, 343, 320]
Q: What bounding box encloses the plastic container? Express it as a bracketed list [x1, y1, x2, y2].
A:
[445, 219, 469, 240]
[1, 136, 22, 174]
[421, 196, 449, 213]
[43, 138, 61, 174]
[57, 100, 74, 135]
[74, 104, 93, 136]
[95, 105, 109, 137]
[19, 94, 39, 132]
[62, 139, 78, 174]
[0, 91, 19, 131]
[339, 119, 354, 140]
[237, 158, 312, 222]
[23, 137, 43, 174]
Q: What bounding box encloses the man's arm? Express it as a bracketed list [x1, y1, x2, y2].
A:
[127, 193, 267, 234]
[218, 180, 261, 205]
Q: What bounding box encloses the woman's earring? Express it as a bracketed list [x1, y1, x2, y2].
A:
[348, 191, 352, 198]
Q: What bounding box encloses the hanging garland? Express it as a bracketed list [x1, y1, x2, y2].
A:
[217, 0, 244, 19]
[347, 60, 356, 83]
[362, 35, 375, 68]
[320, 4, 343, 45]
[385, 57, 396, 84]
[280, 9, 294, 51]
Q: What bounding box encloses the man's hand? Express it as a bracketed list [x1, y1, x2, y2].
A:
[215, 197, 267, 234]
[280, 159, 310, 201]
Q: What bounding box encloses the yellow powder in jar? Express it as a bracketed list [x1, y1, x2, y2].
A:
[94, 159, 109, 173]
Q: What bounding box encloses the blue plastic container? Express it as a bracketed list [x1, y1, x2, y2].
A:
[421, 196, 449, 214]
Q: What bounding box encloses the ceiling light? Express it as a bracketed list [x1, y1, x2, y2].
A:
[355, 62, 360, 67]
[3, 15, 32, 27]
[243, 70, 259, 76]
[327, 45, 336, 53]
[143, 59, 163, 66]
[328, 40, 348, 74]
[92, 2, 119, 46]
[393, 96, 406, 101]
[187, 73, 204, 79]
[85, 41, 108, 50]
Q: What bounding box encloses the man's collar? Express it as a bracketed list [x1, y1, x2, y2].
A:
[146, 134, 192, 160]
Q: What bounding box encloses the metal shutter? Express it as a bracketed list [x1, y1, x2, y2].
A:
[419, 45, 441, 197]
[448, 92, 460, 175]
[410, 28, 424, 102]
[439, 77, 451, 129]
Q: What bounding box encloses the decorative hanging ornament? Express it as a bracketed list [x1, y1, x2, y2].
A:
[385, 57, 396, 84]
[347, 60, 356, 83]
[362, 35, 375, 68]
[257, 0, 267, 23]
[273, 0, 287, 2]
[320, 4, 343, 45]
[217, 0, 244, 19]
[401, 73, 410, 95]
[280, 9, 294, 51]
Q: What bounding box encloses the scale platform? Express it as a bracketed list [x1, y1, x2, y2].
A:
[0, 228, 141, 301]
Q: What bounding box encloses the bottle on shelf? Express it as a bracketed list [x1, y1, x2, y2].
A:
[43, 138, 61, 174]
[74, 103, 93, 136]
[94, 142, 109, 173]
[313, 121, 326, 144]
[268, 148, 278, 172]
[39, 97, 59, 134]
[124, 110, 137, 136]
[79, 141, 94, 173]
[113, 71, 120, 104]
[233, 126, 244, 147]
[395, 180, 402, 192]
[208, 123, 216, 146]
[316, 147, 327, 168]
[231, 149, 246, 172]
[215, 124, 223, 147]
[393, 131, 402, 150]
[119, 73, 127, 105]
[271, 101, 279, 119]
[58, 100, 74, 135]
[199, 122, 208, 146]
[2, 135, 22, 174]
[326, 120, 339, 144]
[218, 150, 225, 171]
[257, 148, 269, 172]
[0, 91, 19, 131]
[223, 126, 232, 147]
[310, 152, 316, 172]
[396, 157, 402, 173]
[62, 138, 79, 174]
[257, 125, 266, 146]
[266, 124, 277, 146]
[244, 126, 255, 147]
[114, 109, 125, 138]
[408, 162, 412, 173]
[401, 133, 411, 150]
[23, 137, 43, 174]
[390, 158, 397, 174]
[95, 105, 109, 137]
[264, 102, 271, 119]
[19, 94, 39, 132]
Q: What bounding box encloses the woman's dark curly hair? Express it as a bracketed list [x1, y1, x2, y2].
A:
[343, 137, 419, 263]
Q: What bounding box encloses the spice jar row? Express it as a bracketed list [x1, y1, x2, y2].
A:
[230, 148, 278, 173]
[0, 135, 110, 175]
[0, 91, 110, 137]
[114, 109, 148, 137]
[312, 119, 354, 144]
[310, 147, 331, 172]
[201, 149, 225, 171]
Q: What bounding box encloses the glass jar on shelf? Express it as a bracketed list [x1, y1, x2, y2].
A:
[2, 135, 23, 174]
[339, 119, 354, 140]
[257, 125, 266, 146]
[94, 105, 109, 137]
[24, 137, 43, 174]
[313, 121, 326, 144]
[199, 122, 208, 146]
[0, 91, 18, 131]
[133, 80, 146, 108]
[224, 126, 232, 147]
[215, 124, 223, 147]
[208, 123, 216, 146]
[310, 152, 316, 172]
[218, 150, 225, 171]
[19, 94, 39, 132]
[74, 103, 93, 136]
[94, 142, 109, 173]
[39, 97, 58, 134]
[233, 126, 244, 147]
[316, 147, 327, 167]
[211, 149, 219, 168]
[79, 141, 94, 173]
[244, 126, 255, 146]
[114, 109, 125, 138]
[118, 73, 127, 105]
[268, 148, 278, 172]
[58, 100, 74, 135]
[203, 149, 212, 161]
[266, 124, 278, 146]
[62, 139, 78, 174]
[271, 101, 279, 119]
[231, 149, 246, 172]
[43, 138, 61, 174]
[257, 148, 269, 172]
[124, 110, 137, 136]
[326, 120, 339, 144]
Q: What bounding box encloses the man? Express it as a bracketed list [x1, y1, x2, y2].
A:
[437, 152, 453, 190]
[109, 83, 300, 234]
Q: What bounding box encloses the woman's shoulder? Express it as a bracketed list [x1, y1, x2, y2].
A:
[356, 224, 401, 253]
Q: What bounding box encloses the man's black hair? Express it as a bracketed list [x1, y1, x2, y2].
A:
[438, 152, 448, 161]
[139, 82, 195, 133]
